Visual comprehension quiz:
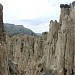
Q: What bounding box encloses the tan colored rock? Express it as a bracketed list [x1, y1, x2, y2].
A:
[2, 1, 75, 75]
[0, 3, 8, 75]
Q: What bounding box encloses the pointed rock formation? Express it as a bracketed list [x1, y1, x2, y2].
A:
[1, 1, 75, 75]
[0, 3, 8, 75]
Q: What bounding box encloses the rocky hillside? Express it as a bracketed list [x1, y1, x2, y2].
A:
[0, 1, 75, 75]
[4, 23, 36, 36]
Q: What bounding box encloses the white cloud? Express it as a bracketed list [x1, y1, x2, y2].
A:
[21, 22, 49, 33]
[0, 0, 75, 33]
[1, 0, 59, 20]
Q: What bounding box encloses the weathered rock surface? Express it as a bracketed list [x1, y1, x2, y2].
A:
[1, 1, 75, 75]
[8, 34, 47, 75]
[7, 1, 75, 75]
[46, 2, 75, 75]
[0, 4, 8, 75]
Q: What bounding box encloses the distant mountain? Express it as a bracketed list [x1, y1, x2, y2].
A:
[36, 33, 42, 36]
[4, 23, 36, 37]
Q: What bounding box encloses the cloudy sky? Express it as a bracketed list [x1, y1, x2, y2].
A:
[0, 0, 74, 33]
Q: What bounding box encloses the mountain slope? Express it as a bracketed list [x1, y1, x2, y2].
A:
[4, 23, 36, 36]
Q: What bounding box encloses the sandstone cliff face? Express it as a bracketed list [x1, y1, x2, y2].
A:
[1, 1, 75, 75]
[0, 4, 8, 75]
[7, 1, 75, 75]
[46, 2, 75, 75]
[8, 34, 47, 75]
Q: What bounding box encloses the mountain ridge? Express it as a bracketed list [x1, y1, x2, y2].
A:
[4, 23, 37, 37]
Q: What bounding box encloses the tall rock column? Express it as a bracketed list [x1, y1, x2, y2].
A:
[60, 4, 70, 24]
[56, 15, 74, 75]
[0, 4, 8, 75]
